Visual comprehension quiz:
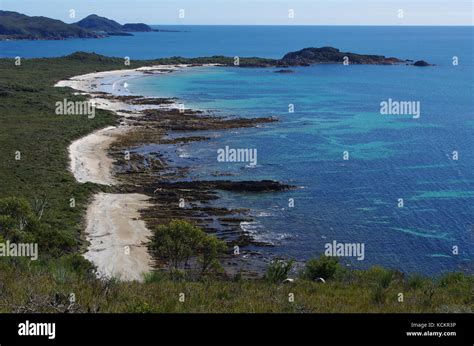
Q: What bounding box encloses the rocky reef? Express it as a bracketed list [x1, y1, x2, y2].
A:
[148, 180, 294, 193]
[274, 69, 295, 73]
[104, 94, 290, 252]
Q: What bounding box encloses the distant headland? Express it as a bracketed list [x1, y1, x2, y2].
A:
[0, 11, 178, 40]
[0, 11, 431, 67]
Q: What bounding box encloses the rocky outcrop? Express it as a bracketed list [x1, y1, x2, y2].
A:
[413, 60, 432, 67]
[279, 47, 404, 66]
[122, 23, 153, 32]
[150, 180, 294, 193]
[74, 14, 132, 36]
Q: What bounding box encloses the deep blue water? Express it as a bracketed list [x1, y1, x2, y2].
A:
[1, 25, 472, 62]
[3, 26, 473, 275]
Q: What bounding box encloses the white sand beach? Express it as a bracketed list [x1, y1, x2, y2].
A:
[56, 65, 192, 281]
[55, 64, 186, 94]
[57, 63, 220, 281]
[84, 192, 153, 282]
[68, 125, 125, 186]
[55, 65, 183, 117]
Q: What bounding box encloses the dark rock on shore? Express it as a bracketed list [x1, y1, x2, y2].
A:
[104, 32, 133, 36]
[113, 95, 177, 105]
[138, 107, 278, 132]
[104, 92, 303, 275]
[150, 180, 294, 193]
[413, 60, 432, 67]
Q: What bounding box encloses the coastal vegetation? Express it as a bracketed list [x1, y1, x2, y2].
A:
[0, 11, 160, 40]
[74, 14, 133, 36]
[0, 241, 472, 313]
[149, 219, 227, 276]
[0, 10, 101, 40]
[74, 14, 161, 35]
[0, 53, 470, 313]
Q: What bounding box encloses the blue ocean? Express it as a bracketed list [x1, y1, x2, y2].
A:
[3, 26, 473, 274]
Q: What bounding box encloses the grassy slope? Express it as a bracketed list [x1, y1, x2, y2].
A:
[1, 259, 471, 313]
[0, 53, 472, 313]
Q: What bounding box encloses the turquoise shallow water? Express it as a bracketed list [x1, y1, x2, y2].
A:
[128, 62, 474, 275]
[124, 27, 473, 275]
[3, 25, 472, 275]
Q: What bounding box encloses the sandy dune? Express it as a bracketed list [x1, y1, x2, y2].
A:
[84, 193, 153, 282]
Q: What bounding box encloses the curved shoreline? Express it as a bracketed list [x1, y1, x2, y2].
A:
[56, 64, 199, 281]
[57, 63, 286, 281]
[68, 126, 123, 186]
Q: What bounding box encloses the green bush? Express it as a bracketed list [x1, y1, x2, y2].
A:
[169, 268, 187, 281]
[0, 197, 37, 239]
[407, 273, 427, 289]
[150, 219, 204, 269]
[199, 235, 227, 275]
[438, 272, 468, 287]
[0, 197, 74, 257]
[378, 269, 394, 289]
[143, 271, 166, 284]
[362, 266, 397, 288]
[300, 255, 341, 281]
[371, 285, 387, 304]
[61, 253, 96, 279]
[0, 197, 33, 227]
[265, 260, 294, 283]
[150, 219, 226, 275]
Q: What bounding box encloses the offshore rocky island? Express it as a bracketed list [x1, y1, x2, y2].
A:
[0, 11, 431, 67]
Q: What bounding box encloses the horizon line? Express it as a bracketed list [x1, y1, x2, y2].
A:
[147, 24, 474, 27]
[2, 9, 471, 27]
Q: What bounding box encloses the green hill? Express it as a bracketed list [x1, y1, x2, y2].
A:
[0, 11, 172, 40]
[0, 10, 101, 40]
[74, 14, 131, 35]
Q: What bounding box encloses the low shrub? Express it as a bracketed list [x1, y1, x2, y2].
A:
[265, 259, 294, 283]
[300, 255, 341, 281]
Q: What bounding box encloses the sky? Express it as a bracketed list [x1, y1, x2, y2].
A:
[1, 0, 472, 26]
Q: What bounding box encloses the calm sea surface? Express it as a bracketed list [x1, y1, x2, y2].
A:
[3, 26, 473, 274]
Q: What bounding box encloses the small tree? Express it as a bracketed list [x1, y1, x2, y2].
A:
[0, 197, 74, 256]
[0, 197, 40, 243]
[150, 219, 226, 275]
[0, 197, 35, 233]
[150, 220, 204, 269]
[199, 235, 227, 275]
